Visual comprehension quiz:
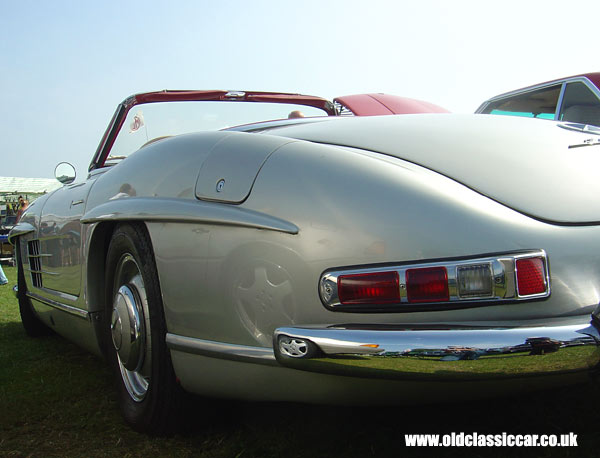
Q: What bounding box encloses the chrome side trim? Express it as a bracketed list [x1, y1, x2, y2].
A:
[27, 292, 89, 320]
[166, 333, 277, 365]
[25, 268, 60, 276]
[81, 197, 299, 234]
[274, 319, 600, 381]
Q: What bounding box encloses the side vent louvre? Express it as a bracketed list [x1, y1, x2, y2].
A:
[27, 240, 43, 288]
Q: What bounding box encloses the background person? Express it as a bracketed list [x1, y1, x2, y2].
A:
[0, 264, 7, 286]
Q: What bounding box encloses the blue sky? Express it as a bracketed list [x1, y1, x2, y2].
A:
[1, 0, 598, 179]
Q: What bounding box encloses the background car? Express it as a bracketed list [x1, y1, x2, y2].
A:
[9, 90, 600, 434]
[476, 72, 600, 127]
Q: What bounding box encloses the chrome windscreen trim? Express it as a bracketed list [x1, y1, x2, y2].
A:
[27, 292, 89, 320]
[166, 333, 277, 365]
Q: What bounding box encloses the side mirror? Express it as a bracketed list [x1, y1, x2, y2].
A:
[54, 162, 76, 185]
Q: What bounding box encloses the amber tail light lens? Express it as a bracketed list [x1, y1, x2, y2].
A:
[406, 266, 449, 303]
[337, 271, 400, 305]
[516, 257, 547, 296]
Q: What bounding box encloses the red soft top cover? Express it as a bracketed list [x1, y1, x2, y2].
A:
[334, 93, 449, 116]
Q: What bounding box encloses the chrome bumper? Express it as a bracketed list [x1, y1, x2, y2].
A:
[273, 318, 600, 381]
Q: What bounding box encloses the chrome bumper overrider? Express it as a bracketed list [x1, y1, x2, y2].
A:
[273, 318, 600, 381]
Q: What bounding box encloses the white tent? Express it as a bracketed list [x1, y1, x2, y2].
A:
[0, 176, 62, 195]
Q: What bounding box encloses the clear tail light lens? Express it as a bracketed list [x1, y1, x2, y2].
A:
[457, 264, 493, 298]
[337, 271, 400, 305]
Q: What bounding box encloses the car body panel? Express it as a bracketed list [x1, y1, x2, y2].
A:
[194, 133, 296, 203]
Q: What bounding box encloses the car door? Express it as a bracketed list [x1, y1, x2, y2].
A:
[36, 178, 96, 297]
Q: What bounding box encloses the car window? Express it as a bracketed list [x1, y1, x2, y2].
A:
[481, 84, 561, 120]
[106, 101, 327, 165]
[558, 81, 600, 127]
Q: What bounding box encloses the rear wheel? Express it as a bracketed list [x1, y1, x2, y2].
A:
[104, 223, 182, 434]
[16, 239, 50, 337]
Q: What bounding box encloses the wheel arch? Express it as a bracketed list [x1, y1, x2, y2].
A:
[86, 221, 118, 314]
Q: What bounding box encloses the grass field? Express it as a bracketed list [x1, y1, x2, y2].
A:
[1, 264, 599, 457]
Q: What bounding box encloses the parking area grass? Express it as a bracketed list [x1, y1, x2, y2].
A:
[1, 263, 600, 457]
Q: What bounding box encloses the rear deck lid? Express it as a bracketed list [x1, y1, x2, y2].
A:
[265, 114, 600, 224]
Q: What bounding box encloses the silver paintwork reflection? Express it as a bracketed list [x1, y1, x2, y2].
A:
[7, 222, 35, 244]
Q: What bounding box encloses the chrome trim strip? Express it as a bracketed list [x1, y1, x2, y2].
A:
[25, 268, 59, 276]
[166, 333, 277, 365]
[81, 197, 299, 234]
[274, 319, 600, 381]
[27, 292, 89, 320]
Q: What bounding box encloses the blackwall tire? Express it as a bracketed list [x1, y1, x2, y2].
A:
[104, 223, 183, 435]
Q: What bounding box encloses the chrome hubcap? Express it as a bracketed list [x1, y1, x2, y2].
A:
[111, 285, 143, 371]
[112, 254, 151, 402]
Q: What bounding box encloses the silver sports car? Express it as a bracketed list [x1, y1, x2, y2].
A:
[10, 90, 600, 434]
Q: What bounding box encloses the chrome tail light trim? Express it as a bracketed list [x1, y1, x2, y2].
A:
[319, 250, 550, 311]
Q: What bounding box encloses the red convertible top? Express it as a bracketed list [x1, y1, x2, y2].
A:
[334, 93, 449, 116]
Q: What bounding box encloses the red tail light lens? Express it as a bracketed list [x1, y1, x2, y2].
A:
[337, 271, 400, 305]
[406, 266, 449, 303]
[516, 257, 546, 296]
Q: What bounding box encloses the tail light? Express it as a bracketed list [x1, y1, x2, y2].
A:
[338, 271, 400, 305]
[319, 250, 550, 311]
[516, 257, 547, 296]
[406, 267, 449, 303]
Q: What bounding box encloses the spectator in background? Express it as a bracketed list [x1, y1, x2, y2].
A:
[0, 264, 7, 286]
[16, 197, 29, 223]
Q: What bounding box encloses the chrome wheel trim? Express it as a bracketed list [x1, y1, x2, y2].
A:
[112, 253, 151, 403]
